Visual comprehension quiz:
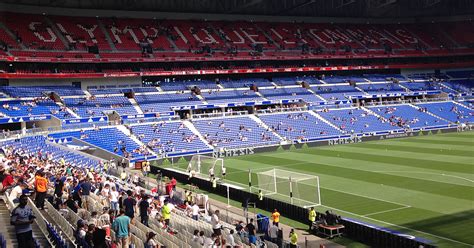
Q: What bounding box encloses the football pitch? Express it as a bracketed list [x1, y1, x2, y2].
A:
[169, 131, 474, 247]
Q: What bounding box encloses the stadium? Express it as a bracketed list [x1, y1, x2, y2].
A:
[0, 0, 472, 247]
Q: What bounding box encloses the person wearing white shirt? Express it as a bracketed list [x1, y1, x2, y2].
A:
[268, 223, 279, 244]
[211, 210, 221, 236]
[191, 202, 200, 220]
[227, 230, 236, 247]
[9, 182, 25, 204]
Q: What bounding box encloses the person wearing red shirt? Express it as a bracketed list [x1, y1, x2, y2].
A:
[2, 169, 16, 190]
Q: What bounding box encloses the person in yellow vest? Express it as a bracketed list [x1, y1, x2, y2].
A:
[161, 199, 172, 227]
[308, 207, 316, 231]
[258, 190, 263, 201]
[289, 229, 298, 248]
[120, 170, 127, 182]
[271, 209, 280, 227]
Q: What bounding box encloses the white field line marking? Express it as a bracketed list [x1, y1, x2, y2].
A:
[363, 206, 411, 217]
[320, 204, 473, 247]
[373, 171, 474, 184]
[169, 163, 472, 246]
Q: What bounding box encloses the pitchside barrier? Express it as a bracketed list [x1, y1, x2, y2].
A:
[147, 126, 473, 247]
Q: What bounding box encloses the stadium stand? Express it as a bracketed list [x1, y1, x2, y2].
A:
[193, 116, 279, 148]
[258, 112, 343, 141]
[368, 104, 449, 129]
[416, 101, 474, 123]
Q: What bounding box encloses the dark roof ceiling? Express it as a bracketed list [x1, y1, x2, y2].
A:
[3, 0, 474, 18]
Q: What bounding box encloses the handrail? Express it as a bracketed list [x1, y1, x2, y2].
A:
[44, 200, 78, 247]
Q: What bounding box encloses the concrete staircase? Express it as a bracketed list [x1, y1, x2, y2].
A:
[128, 98, 144, 114]
[408, 103, 449, 123]
[309, 110, 344, 132]
[97, 19, 118, 51]
[182, 120, 214, 149]
[116, 125, 158, 156]
[44, 16, 70, 49]
[306, 88, 327, 102]
[249, 114, 285, 141]
[0, 199, 17, 248]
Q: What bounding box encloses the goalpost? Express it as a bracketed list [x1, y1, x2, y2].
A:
[251, 168, 321, 208]
[187, 154, 225, 179]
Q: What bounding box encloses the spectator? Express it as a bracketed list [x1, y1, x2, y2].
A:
[109, 186, 119, 215]
[9, 178, 26, 204]
[161, 199, 172, 226]
[271, 208, 281, 227]
[245, 218, 257, 245]
[289, 228, 298, 248]
[112, 209, 131, 248]
[211, 209, 222, 236]
[123, 190, 137, 220]
[2, 169, 16, 191]
[34, 171, 48, 210]
[139, 194, 150, 226]
[227, 229, 236, 247]
[268, 222, 279, 244]
[145, 231, 158, 248]
[10, 194, 36, 248]
[191, 201, 200, 220]
[80, 177, 92, 211]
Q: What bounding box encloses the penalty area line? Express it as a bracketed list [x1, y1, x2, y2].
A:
[363, 205, 411, 217]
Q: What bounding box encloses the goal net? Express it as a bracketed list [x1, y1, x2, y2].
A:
[252, 169, 321, 208]
[187, 155, 225, 179]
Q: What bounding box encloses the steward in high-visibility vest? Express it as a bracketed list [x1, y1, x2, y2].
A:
[308, 207, 316, 231]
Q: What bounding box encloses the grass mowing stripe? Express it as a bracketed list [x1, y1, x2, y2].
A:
[357, 143, 474, 157]
[233, 154, 473, 200]
[391, 138, 473, 146]
[383, 140, 474, 152]
[327, 146, 474, 165]
[294, 148, 471, 174]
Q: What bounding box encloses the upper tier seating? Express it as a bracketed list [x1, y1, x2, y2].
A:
[368, 104, 448, 128]
[63, 96, 137, 117]
[1, 12, 473, 60]
[131, 122, 209, 154]
[317, 108, 402, 133]
[0, 86, 85, 97]
[363, 74, 406, 82]
[357, 83, 406, 94]
[446, 70, 474, 79]
[201, 89, 262, 104]
[259, 87, 322, 103]
[49, 127, 147, 158]
[219, 78, 274, 88]
[134, 92, 201, 113]
[159, 80, 220, 91]
[258, 112, 342, 140]
[416, 101, 474, 123]
[400, 81, 440, 91]
[193, 116, 278, 148]
[312, 85, 362, 101]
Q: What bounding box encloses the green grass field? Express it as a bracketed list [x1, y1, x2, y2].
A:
[168, 131, 474, 247]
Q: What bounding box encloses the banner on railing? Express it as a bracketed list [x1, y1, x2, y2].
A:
[62, 116, 107, 124]
[349, 90, 442, 99]
[121, 112, 174, 120]
[0, 115, 51, 124]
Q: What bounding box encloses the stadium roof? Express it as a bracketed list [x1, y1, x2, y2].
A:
[3, 0, 474, 18]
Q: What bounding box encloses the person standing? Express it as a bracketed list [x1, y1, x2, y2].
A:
[10, 195, 36, 248]
[245, 218, 257, 245]
[80, 177, 92, 211]
[112, 209, 131, 248]
[289, 228, 298, 248]
[268, 222, 279, 244]
[308, 207, 316, 231]
[271, 209, 280, 227]
[211, 210, 221, 236]
[191, 201, 200, 221]
[34, 171, 48, 210]
[139, 195, 150, 226]
[161, 199, 172, 227]
[123, 191, 137, 220]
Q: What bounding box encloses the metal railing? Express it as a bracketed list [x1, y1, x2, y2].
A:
[44, 200, 77, 247]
